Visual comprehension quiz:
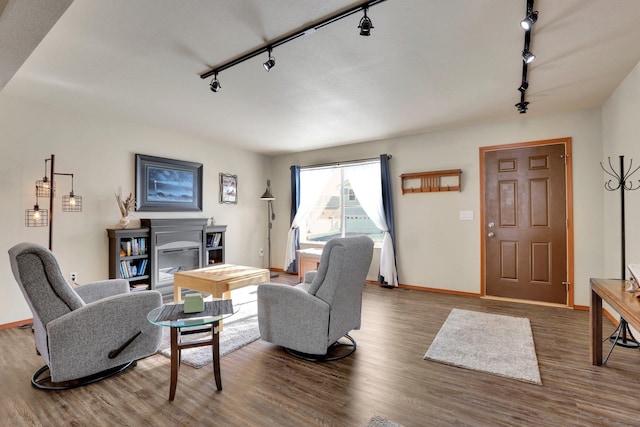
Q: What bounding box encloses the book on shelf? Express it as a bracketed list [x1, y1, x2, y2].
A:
[131, 283, 150, 291]
[120, 238, 148, 257]
[206, 232, 222, 248]
[120, 259, 148, 278]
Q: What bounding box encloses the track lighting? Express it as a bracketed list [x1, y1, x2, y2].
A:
[263, 48, 276, 72]
[515, 0, 537, 113]
[210, 74, 221, 92]
[358, 8, 373, 36]
[200, 0, 388, 90]
[522, 50, 535, 64]
[515, 101, 529, 114]
[520, 11, 538, 30]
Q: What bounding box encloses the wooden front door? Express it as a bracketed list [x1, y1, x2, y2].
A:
[483, 142, 569, 304]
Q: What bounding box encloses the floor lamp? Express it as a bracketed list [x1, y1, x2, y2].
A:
[260, 179, 278, 278]
[600, 155, 640, 362]
[25, 154, 83, 250]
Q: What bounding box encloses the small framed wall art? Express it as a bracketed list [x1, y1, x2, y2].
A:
[219, 173, 237, 204]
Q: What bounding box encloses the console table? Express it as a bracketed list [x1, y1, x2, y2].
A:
[297, 248, 322, 281]
[590, 278, 640, 365]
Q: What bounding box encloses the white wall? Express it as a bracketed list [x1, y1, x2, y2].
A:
[602, 61, 640, 279]
[10, 64, 640, 324]
[270, 109, 605, 307]
[0, 95, 270, 325]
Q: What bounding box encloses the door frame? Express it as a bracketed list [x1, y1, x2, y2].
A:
[479, 137, 574, 307]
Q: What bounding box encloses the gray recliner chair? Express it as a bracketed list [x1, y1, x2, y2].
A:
[257, 235, 374, 360]
[8, 242, 163, 389]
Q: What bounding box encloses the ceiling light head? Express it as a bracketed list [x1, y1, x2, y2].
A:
[515, 101, 529, 114]
[358, 8, 373, 36]
[522, 50, 535, 64]
[210, 74, 222, 92]
[263, 48, 276, 72]
[520, 11, 538, 30]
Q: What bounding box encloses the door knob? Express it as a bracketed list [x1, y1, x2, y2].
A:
[488, 232, 495, 238]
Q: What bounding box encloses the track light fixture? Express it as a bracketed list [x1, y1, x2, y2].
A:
[520, 10, 538, 30]
[200, 0, 388, 91]
[210, 73, 221, 92]
[515, 0, 537, 114]
[263, 48, 276, 71]
[358, 7, 374, 36]
[522, 50, 535, 64]
[515, 101, 529, 114]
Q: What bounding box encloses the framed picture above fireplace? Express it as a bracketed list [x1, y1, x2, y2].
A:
[135, 154, 203, 211]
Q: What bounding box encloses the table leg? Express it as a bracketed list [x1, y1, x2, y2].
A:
[173, 284, 182, 302]
[590, 289, 603, 365]
[169, 328, 179, 400]
[212, 323, 222, 390]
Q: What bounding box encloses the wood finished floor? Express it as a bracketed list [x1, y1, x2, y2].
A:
[2, 275, 640, 426]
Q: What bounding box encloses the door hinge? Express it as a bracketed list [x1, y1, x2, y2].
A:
[562, 281, 570, 293]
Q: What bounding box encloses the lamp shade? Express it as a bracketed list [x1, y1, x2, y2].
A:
[260, 179, 275, 200]
[62, 192, 82, 212]
[25, 205, 48, 227]
[260, 189, 275, 200]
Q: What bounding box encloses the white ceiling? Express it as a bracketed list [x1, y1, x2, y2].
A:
[2, 0, 640, 155]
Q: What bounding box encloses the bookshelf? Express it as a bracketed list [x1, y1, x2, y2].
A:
[107, 228, 151, 290]
[205, 225, 227, 266]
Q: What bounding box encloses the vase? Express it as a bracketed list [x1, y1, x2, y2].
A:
[119, 216, 130, 229]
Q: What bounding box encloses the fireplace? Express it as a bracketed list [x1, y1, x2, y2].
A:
[141, 218, 208, 295]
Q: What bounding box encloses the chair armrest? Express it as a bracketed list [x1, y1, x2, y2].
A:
[258, 283, 328, 316]
[75, 279, 130, 303]
[303, 271, 317, 284]
[46, 290, 162, 380]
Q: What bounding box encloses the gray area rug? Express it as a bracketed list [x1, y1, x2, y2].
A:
[158, 285, 260, 368]
[423, 308, 542, 385]
[365, 416, 404, 427]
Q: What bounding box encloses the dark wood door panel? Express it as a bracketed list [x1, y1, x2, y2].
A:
[485, 143, 567, 304]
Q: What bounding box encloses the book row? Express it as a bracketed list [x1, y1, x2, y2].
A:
[120, 258, 148, 278]
[120, 238, 148, 257]
[207, 233, 222, 248]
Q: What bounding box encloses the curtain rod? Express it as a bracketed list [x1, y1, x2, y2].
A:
[300, 154, 391, 170]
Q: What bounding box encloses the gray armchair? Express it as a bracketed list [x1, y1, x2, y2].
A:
[8, 242, 162, 389]
[258, 236, 374, 360]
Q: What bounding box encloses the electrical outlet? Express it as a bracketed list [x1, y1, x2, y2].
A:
[70, 272, 77, 283]
[259, 248, 264, 257]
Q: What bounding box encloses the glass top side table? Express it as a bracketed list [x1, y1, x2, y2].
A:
[147, 301, 235, 401]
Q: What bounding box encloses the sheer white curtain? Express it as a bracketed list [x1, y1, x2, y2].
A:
[283, 168, 333, 270]
[345, 163, 398, 287]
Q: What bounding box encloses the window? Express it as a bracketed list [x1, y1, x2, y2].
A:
[300, 162, 384, 244]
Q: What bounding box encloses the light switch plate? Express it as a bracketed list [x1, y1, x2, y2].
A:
[459, 210, 474, 221]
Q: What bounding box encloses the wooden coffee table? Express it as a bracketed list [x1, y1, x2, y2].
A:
[173, 264, 270, 302]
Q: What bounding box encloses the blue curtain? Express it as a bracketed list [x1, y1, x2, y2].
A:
[379, 154, 397, 285]
[285, 165, 301, 273]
